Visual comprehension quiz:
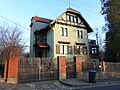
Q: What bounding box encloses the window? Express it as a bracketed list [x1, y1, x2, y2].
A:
[60, 45, 64, 54]
[80, 46, 83, 55]
[83, 46, 87, 54]
[80, 31, 83, 39]
[92, 48, 97, 54]
[66, 14, 78, 23]
[74, 45, 85, 55]
[76, 30, 83, 39]
[64, 45, 68, 54]
[59, 45, 69, 54]
[78, 17, 80, 23]
[60, 27, 64, 36]
[77, 30, 80, 38]
[74, 17, 77, 23]
[67, 15, 70, 21]
[71, 16, 74, 22]
[64, 28, 68, 37]
[60, 27, 68, 37]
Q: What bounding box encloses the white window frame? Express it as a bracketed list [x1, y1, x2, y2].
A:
[74, 17, 77, 22]
[71, 16, 74, 22]
[76, 30, 83, 39]
[60, 27, 64, 36]
[67, 15, 70, 21]
[92, 48, 97, 54]
[64, 45, 68, 54]
[60, 27, 68, 37]
[80, 46, 83, 55]
[60, 45, 68, 54]
[64, 28, 68, 37]
[60, 45, 64, 54]
[80, 31, 83, 39]
[76, 30, 80, 38]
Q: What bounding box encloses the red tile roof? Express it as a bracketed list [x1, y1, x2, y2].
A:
[67, 7, 80, 13]
[32, 16, 53, 23]
[37, 42, 50, 48]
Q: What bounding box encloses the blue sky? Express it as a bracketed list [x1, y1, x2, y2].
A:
[0, 0, 105, 52]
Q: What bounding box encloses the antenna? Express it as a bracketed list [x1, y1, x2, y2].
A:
[69, 0, 70, 8]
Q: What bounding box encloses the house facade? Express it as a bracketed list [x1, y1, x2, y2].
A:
[89, 39, 99, 62]
[30, 8, 93, 61]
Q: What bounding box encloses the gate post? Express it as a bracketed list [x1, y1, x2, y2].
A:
[58, 56, 66, 80]
[4, 55, 19, 84]
[4, 47, 20, 84]
[75, 56, 82, 79]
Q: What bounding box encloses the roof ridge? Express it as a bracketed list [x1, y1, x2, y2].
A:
[33, 16, 53, 20]
[32, 16, 53, 23]
[67, 7, 80, 13]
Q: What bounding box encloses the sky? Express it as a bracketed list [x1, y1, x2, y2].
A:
[0, 0, 105, 52]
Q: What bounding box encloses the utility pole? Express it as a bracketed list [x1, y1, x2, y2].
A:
[96, 32, 98, 45]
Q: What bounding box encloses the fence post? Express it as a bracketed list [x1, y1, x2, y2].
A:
[58, 56, 66, 80]
[4, 60, 8, 82]
[4, 55, 19, 84]
[75, 56, 82, 79]
[102, 61, 106, 72]
[4, 48, 19, 84]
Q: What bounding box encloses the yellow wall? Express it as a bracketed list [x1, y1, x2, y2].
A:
[52, 12, 90, 61]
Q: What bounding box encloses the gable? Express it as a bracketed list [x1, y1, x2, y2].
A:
[54, 8, 93, 33]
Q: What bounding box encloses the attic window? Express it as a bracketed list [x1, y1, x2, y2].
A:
[71, 16, 74, 22]
[66, 14, 78, 23]
[67, 15, 70, 21]
[74, 17, 77, 22]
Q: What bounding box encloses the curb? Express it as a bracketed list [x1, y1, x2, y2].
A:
[59, 80, 91, 87]
[59, 80, 120, 88]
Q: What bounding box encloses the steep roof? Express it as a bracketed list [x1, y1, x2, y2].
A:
[32, 16, 53, 23]
[31, 8, 93, 33]
[66, 7, 93, 33]
[67, 7, 80, 14]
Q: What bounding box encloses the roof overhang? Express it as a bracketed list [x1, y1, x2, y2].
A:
[34, 42, 50, 48]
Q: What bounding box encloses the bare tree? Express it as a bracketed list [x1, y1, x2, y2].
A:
[0, 22, 24, 62]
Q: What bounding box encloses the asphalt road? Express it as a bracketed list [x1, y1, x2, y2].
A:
[78, 85, 120, 90]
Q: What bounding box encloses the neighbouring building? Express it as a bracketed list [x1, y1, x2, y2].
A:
[30, 7, 93, 61]
[89, 39, 99, 62]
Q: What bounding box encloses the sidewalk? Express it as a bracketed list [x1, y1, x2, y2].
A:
[60, 78, 120, 89]
[0, 78, 120, 90]
[0, 82, 15, 90]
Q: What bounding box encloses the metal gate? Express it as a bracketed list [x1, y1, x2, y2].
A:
[18, 57, 58, 83]
[66, 58, 76, 78]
